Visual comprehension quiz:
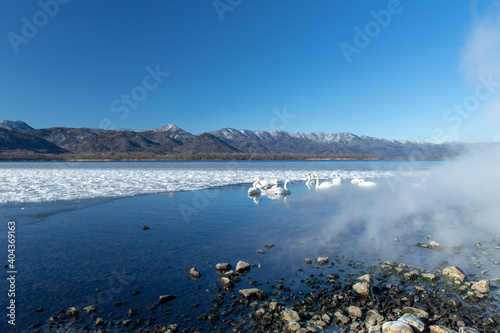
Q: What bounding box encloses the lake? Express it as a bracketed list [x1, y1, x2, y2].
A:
[1, 160, 498, 332]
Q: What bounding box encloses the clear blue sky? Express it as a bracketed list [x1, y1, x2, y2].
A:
[1, 0, 500, 142]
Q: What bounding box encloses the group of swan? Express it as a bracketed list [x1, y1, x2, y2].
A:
[248, 178, 294, 197]
[306, 173, 342, 189]
[249, 173, 377, 198]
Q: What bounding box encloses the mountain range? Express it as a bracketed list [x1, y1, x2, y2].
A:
[0, 120, 465, 158]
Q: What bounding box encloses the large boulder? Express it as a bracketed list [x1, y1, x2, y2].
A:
[443, 266, 466, 282]
[353, 281, 371, 297]
[471, 280, 490, 294]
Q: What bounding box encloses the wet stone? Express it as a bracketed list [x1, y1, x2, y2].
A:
[402, 307, 429, 319]
[189, 267, 201, 279]
[398, 313, 425, 333]
[282, 308, 300, 322]
[215, 263, 232, 271]
[236, 261, 250, 273]
[443, 266, 466, 283]
[83, 305, 98, 314]
[347, 305, 362, 318]
[382, 321, 413, 333]
[317, 257, 329, 265]
[66, 307, 80, 316]
[471, 279, 490, 294]
[429, 325, 458, 333]
[159, 295, 176, 304]
[353, 281, 371, 297]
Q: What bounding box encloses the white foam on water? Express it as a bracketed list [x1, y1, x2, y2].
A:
[0, 162, 429, 204]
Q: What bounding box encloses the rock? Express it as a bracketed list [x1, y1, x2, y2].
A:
[83, 305, 98, 314]
[369, 326, 382, 333]
[264, 243, 275, 249]
[208, 314, 219, 323]
[269, 301, 281, 312]
[128, 308, 138, 317]
[121, 319, 131, 326]
[159, 295, 176, 304]
[238, 288, 267, 300]
[353, 281, 371, 297]
[336, 312, 350, 325]
[95, 318, 106, 326]
[284, 321, 301, 332]
[366, 310, 385, 326]
[422, 273, 437, 281]
[382, 321, 413, 333]
[429, 240, 442, 248]
[440, 297, 462, 308]
[402, 307, 429, 319]
[35, 307, 43, 312]
[443, 266, 466, 282]
[398, 313, 425, 333]
[304, 259, 312, 264]
[167, 324, 178, 332]
[317, 257, 329, 265]
[142, 226, 149, 230]
[130, 290, 141, 296]
[257, 249, 265, 254]
[358, 274, 373, 284]
[215, 263, 232, 271]
[255, 308, 265, 317]
[235, 261, 250, 273]
[217, 277, 234, 289]
[322, 314, 331, 324]
[471, 279, 490, 294]
[347, 305, 362, 318]
[458, 328, 479, 333]
[429, 325, 458, 333]
[404, 270, 420, 279]
[189, 267, 201, 279]
[113, 302, 122, 307]
[66, 307, 80, 316]
[282, 308, 300, 322]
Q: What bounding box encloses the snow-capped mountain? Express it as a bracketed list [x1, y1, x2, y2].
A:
[147, 123, 195, 142]
[0, 120, 466, 157]
[0, 120, 34, 131]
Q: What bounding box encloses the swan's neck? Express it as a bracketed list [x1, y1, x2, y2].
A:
[284, 180, 289, 190]
[315, 177, 320, 187]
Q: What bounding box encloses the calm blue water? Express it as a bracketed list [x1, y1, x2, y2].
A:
[1, 160, 497, 332]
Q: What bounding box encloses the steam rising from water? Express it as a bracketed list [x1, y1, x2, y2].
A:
[314, 147, 500, 276]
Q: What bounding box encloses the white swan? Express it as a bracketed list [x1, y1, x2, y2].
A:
[254, 177, 277, 190]
[357, 179, 377, 187]
[314, 175, 336, 189]
[331, 173, 342, 186]
[266, 179, 293, 195]
[305, 173, 316, 186]
[351, 176, 362, 184]
[248, 180, 262, 196]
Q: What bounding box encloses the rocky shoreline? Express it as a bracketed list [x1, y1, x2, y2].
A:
[31, 240, 499, 333]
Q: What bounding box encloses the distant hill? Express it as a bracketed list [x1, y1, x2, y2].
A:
[0, 120, 467, 158]
[0, 128, 66, 153]
[176, 133, 241, 153]
[0, 120, 34, 131]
